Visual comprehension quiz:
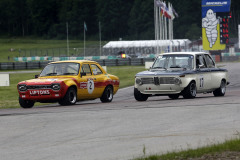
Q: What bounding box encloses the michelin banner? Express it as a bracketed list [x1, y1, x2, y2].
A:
[202, 0, 231, 50]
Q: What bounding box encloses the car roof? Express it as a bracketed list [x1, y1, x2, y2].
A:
[160, 52, 207, 55]
[50, 60, 98, 64]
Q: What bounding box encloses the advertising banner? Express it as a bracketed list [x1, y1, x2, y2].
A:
[202, 0, 231, 50]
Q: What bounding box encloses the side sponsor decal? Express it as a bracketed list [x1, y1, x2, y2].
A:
[80, 79, 95, 94]
[80, 82, 87, 89]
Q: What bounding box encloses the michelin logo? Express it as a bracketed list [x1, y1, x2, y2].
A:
[206, 2, 228, 5]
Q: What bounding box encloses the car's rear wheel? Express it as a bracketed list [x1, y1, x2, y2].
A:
[19, 97, 35, 108]
[134, 88, 148, 101]
[213, 80, 226, 97]
[100, 86, 113, 103]
[59, 87, 77, 106]
[182, 81, 196, 99]
[168, 94, 179, 99]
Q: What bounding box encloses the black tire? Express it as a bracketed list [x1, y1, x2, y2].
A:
[59, 87, 77, 106]
[168, 94, 179, 99]
[134, 88, 148, 101]
[182, 81, 196, 99]
[213, 80, 226, 97]
[19, 97, 35, 108]
[100, 86, 113, 103]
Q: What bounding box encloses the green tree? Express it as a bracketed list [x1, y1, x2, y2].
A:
[0, 0, 30, 36]
[28, 0, 60, 37]
[128, 0, 154, 40]
[185, 23, 201, 40]
[96, 0, 134, 40]
[0, 0, 239, 40]
[57, 0, 96, 39]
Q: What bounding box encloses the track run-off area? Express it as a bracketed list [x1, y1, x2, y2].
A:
[0, 62, 240, 160]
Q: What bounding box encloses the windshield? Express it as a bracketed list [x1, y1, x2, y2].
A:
[40, 62, 80, 77]
[152, 54, 194, 70]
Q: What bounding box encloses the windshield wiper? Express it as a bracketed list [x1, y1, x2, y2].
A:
[170, 65, 181, 68]
[62, 73, 76, 75]
[45, 73, 57, 76]
[152, 67, 166, 70]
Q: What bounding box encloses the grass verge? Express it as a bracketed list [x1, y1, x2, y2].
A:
[0, 38, 102, 62]
[134, 138, 240, 160]
[0, 66, 145, 108]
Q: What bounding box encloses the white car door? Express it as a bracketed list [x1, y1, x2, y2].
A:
[196, 54, 212, 92]
[204, 54, 221, 89]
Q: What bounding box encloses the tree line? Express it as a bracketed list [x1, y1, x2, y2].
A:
[0, 0, 239, 41]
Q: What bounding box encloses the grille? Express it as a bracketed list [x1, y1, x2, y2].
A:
[159, 77, 176, 84]
[154, 77, 160, 85]
[27, 85, 52, 90]
[141, 78, 154, 84]
[141, 77, 177, 85]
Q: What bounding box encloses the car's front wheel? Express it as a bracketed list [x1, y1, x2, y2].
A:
[134, 88, 148, 101]
[19, 97, 35, 108]
[182, 81, 196, 99]
[100, 86, 113, 103]
[213, 80, 226, 97]
[59, 87, 77, 106]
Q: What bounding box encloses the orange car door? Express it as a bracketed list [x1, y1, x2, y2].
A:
[77, 63, 93, 99]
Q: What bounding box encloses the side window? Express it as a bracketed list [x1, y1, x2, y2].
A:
[81, 64, 92, 76]
[167, 57, 174, 68]
[196, 55, 207, 68]
[204, 54, 215, 68]
[90, 64, 103, 75]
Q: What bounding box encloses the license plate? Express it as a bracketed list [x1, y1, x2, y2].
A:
[29, 90, 50, 95]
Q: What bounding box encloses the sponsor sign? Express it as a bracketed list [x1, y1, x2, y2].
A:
[202, 0, 231, 50]
[0, 74, 10, 86]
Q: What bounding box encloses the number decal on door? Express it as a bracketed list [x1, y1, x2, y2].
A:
[87, 79, 94, 94]
[199, 75, 204, 88]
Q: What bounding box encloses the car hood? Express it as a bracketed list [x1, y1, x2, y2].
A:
[18, 77, 74, 85]
[136, 69, 195, 77]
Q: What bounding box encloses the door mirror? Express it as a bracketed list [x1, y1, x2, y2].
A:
[198, 64, 204, 68]
[81, 72, 86, 77]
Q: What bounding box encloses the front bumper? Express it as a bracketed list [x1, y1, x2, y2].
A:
[19, 89, 66, 102]
[135, 76, 184, 95]
[136, 84, 184, 95]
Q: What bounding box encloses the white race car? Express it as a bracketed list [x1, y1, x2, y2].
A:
[134, 52, 229, 101]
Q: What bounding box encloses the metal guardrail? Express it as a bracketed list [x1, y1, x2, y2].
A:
[0, 58, 155, 70]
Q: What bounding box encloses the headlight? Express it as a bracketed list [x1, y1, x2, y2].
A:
[52, 83, 61, 91]
[174, 78, 182, 85]
[135, 78, 142, 85]
[18, 84, 27, 91]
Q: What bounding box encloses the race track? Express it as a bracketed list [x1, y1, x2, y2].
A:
[0, 62, 240, 160]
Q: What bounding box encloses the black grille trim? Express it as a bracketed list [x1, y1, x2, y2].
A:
[27, 85, 52, 90]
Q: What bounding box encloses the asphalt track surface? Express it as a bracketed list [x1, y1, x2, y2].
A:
[0, 63, 240, 160]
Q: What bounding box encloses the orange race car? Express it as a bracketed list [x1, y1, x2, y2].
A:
[17, 60, 119, 108]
